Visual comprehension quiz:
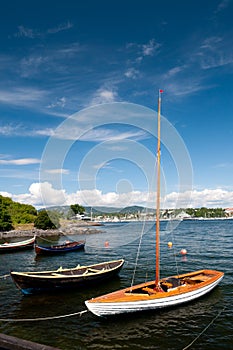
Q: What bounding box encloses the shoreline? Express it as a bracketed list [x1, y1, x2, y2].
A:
[0, 221, 104, 239]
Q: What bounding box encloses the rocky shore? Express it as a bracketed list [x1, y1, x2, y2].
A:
[0, 221, 104, 239]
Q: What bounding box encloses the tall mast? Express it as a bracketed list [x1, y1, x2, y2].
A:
[155, 89, 163, 286]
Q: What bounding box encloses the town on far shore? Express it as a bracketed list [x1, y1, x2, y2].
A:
[81, 206, 233, 222]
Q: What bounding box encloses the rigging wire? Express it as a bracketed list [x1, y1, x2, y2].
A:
[130, 218, 147, 291]
[130, 154, 157, 290]
[169, 229, 180, 277]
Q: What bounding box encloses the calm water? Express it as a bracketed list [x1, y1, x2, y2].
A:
[0, 220, 232, 349]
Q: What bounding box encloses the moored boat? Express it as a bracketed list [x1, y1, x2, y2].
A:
[11, 258, 124, 295]
[35, 240, 85, 255]
[85, 269, 224, 316]
[0, 236, 36, 253]
[85, 90, 224, 317]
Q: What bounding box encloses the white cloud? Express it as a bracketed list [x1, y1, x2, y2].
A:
[44, 168, 70, 175]
[0, 125, 20, 136]
[47, 21, 73, 34]
[0, 87, 47, 107]
[47, 97, 67, 109]
[14, 25, 39, 39]
[197, 36, 233, 69]
[91, 88, 117, 105]
[0, 158, 40, 165]
[142, 39, 161, 56]
[14, 21, 73, 39]
[2, 182, 233, 209]
[124, 68, 140, 79]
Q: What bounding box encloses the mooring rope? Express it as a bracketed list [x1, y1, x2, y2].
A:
[181, 305, 226, 350]
[0, 310, 88, 322]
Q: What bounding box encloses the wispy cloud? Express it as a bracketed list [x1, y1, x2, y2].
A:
[13, 21, 73, 39]
[197, 36, 233, 69]
[44, 168, 70, 174]
[47, 21, 73, 34]
[215, 0, 230, 13]
[141, 39, 161, 56]
[0, 124, 21, 136]
[0, 87, 47, 107]
[36, 125, 148, 142]
[14, 25, 40, 39]
[124, 68, 140, 79]
[47, 97, 67, 109]
[0, 158, 40, 165]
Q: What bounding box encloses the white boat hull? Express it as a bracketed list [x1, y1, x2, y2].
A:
[85, 272, 224, 317]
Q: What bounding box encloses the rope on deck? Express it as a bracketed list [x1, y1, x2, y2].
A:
[0, 310, 88, 322]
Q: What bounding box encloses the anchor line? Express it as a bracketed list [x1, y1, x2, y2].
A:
[0, 310, 88, 322]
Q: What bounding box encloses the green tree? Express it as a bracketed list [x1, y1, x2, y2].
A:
[34, 210, 60, 230]
[70, 204, 85, 215]
[0, 208, 13, 231]
[0, 196, 14, 231]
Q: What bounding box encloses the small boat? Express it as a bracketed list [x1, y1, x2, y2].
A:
[11, 259, 124, 295]
[0, 236, 36, 253]
[85, 90, 224, 317]
[35, 240, 85, 255]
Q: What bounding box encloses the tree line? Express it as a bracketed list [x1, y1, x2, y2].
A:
[0, 195, 85, 232]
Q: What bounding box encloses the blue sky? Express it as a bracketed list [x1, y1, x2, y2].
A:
[0, 0, 233, 209]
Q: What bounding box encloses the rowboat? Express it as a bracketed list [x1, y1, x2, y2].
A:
[85, 91, 224, 317]
[0, 236, 35, 253]
[11, 259, 124, 295]
[35, 240, 85, 255]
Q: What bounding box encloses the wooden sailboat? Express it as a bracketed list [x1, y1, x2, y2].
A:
[85, 91, 224, 317]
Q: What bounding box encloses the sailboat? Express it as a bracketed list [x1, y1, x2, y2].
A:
[85, 91, 224, 317]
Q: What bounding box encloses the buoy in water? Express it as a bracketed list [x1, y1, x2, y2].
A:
[180, 248, 187, 255]
[104, 241, 109, 248]
[167, 241, 173, 248]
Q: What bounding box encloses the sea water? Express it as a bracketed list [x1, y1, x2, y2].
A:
[0, 219, 232, 349]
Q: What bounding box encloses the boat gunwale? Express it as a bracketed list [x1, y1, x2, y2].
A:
[11, 258, 125, 280]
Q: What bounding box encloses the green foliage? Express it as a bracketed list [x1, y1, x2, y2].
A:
[0, 207, 13, 231]
[0, 195, 14, 231]
[0, 195, 37, 230]
[186, 207, 225, 218]
[8, 202, 37, 224]
[70, 204, 85, 215]
[34, 210, 60, 230]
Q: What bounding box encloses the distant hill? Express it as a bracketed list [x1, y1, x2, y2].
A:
[41, 205, 70, 215]
[120, 206, 154, 214]
[84, 206, 122, 215]
[45, 205, 154, 216]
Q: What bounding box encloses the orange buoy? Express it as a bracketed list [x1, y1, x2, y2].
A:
[180, 248, 187, 255]
[104, 241, 109, 248]
[167, 241, 173, 248]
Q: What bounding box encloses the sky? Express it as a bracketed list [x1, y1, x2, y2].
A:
[0, 0, 233, 209]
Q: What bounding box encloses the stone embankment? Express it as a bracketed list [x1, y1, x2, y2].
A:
[0, 221, 104, 239]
